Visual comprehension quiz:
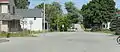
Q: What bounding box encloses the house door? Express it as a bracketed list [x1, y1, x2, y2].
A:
[8, 20, 20, 32]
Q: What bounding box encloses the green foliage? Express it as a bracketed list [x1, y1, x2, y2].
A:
[110, 18, 117, 31]
[35, 2, 63, 31]
[14, 0, 30, 9]
[115, 17, 120, 35]
[81, 0, 116, 31]
[57, 16, 71, 31]
[110, 9, 120, 35]
[0, 30, 41, 37]
[65, 2, 81, 24]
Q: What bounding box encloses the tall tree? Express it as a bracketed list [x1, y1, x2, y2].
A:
[14, 0, 30, 9]
[81, 0, 116, 31]
[65, 2, 80, 24]
[35, 2, 63, 31]
[57, 15, 71, 31]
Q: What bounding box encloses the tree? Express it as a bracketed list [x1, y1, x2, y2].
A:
[81, 0, 116, 31]
[57, 15, 71, 31]
[115, 17, 120, 35]
[14, 0, 30, 9]
[35, 2, 63, 31]
[110, 18, 117, 31]
[65, 2, 80, 24]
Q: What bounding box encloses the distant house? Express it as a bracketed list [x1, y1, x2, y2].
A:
[102, 10, 120, 29]
[116, 10, 120, 17]
[104, 10, 120, 30]
[0, 0, 47, 32]
[15, 9, 45, 31]
[0, 0, 22, 32]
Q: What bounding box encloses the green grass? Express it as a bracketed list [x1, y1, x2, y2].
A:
[80, 24, 91, 32]
[80, 24, 85, 30]
[0, 30, 42, 38]
[97, 29, 115, 34]
[80, 24, 115, 34]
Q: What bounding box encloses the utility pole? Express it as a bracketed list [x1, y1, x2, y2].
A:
[43, 0, 46, 32]
[56, 0, 59, 31]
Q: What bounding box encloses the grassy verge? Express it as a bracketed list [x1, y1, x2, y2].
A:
[80, 24, 115, 34]
[85, 29, 114, 34]
[0, 30, 42, 38]
[97, 29, 115, 34]
[80, 24, 91, 32]
[80, 24, 85, 30]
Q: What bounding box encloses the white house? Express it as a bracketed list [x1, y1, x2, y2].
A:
[0, 0, 47, 32]
[15, 9, 44, 31]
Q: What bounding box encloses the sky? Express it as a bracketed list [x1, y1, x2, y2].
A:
[29, 0, 120, 13]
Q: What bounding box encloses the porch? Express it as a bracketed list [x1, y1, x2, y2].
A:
[0, 13, 22, 32]
[0, 20, 22, 32]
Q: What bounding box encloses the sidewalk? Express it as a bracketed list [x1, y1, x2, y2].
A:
[0, 38, 9, 43]
[30, 33, 40, 37]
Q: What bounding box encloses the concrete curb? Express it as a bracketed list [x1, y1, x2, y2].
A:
[0, 38, 9, 43]
[30, 33, 40, 37]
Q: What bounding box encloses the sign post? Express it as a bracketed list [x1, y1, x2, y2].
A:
[62, 25, 64, 32]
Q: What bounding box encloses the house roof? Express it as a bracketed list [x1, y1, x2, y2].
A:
[116, 10, 120, 17]
[116, 14, 120, 17]
[0, 13, 22, 20]
[0, 0, 8, 2]
[0, 9, 43, 20]
[0, 0, 9, 3]
[15, 9, 43, 18]
[116, 11, 120, 14]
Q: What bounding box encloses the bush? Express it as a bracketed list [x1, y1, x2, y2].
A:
[0, 30, 42, 37]
[115, 27, 120, 35]
[115, 17, 120, 35]
[110, 20, 117, 31]
[90, 25, 100, 32]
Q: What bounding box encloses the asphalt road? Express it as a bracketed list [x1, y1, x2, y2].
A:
[0, 31, 120, 52]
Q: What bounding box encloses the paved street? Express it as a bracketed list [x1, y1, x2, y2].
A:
[0, 31, 120, 52]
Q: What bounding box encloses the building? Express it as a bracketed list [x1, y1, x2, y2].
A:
[0, 0, 46, 32]
[116, 10, 120, 17]
[15, 9, 44, 31]
[102, 11, 120, 29]
[0, 0, 22, 32]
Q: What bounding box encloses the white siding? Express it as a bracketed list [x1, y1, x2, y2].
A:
[20, 18, 43, 31]
[1, 5, 8, 13]
[0, 21, 8, 32]
[107, 22, 111, 29]
[1, 25, 8, 32]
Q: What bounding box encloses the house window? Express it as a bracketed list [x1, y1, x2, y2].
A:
[8, 5, 10, 13]
[2, 21, 8, 25]
[1, 4, 8, 13]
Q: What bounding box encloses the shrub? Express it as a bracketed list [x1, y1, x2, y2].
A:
[115, 17, 120, 35]
[110, 18, 117, 31]
[0, 30, 42, 37]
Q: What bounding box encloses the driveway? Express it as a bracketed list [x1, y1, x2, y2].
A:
[0, 31, 119, 52]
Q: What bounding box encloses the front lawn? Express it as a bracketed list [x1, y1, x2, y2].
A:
[0, 30, 42, 38]
[80, 24, 115, 34]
